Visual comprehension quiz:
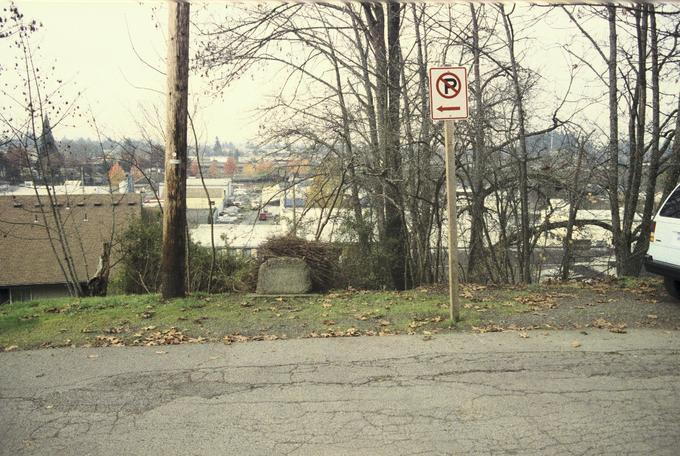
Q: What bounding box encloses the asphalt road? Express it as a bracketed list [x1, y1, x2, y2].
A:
[1, 330, 679, 455]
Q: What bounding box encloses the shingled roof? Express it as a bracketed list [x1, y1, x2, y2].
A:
[0, 193, 141, 287]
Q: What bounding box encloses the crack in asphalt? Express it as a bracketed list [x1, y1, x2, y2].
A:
[1, 346, 679, 455]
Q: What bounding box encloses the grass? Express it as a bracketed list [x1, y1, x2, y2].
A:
[0, 282, 610, 350]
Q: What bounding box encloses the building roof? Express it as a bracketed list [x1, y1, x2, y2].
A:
[186, 177, 232, 187]
[0, 193, 142, 287]
[191, 224, 286, 250]
[0, 181, 113, 196]
[186, 187, 223, 199]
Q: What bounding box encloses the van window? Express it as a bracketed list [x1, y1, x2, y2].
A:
[660, 187, 680, 219]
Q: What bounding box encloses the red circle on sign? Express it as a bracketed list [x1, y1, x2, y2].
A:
[436, 73, 461, 99]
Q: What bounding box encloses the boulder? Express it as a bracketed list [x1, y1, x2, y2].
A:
[256, 257, 312, 295]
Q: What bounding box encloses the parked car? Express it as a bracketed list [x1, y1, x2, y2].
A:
[645, 183, 680, 301]
[258, 211, 268, 221]
[217, 215, 238, 224]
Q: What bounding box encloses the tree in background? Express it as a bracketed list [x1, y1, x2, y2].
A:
[39, 116, 65, 184]
[223, 156, 236, 176]
[207, 159, 219, 178]
[189, 159, 199, 177]
[212, 137, 222, 156]
[256, 160, 273, 175]
[2, 145, 27, 182]
[108, 161, 126, 187]
[131, 165, 144, 183]
[564, 4, 680, 276]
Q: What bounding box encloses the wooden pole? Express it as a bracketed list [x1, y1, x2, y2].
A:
[160, 0, 190, 299]
[444, 120, 460, 321]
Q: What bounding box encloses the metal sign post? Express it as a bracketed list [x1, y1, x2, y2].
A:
[429, 67, 468, 322]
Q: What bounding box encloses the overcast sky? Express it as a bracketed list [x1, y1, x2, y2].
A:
[2, 1, 676, 145]
[3, 1, 268, 145]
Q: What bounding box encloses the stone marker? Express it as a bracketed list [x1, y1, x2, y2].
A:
[256, 257, 312, 295]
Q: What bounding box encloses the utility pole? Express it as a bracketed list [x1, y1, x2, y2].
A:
[160, 0, 190, 299]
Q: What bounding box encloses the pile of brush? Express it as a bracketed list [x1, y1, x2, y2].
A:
[256, 235, 341, 292]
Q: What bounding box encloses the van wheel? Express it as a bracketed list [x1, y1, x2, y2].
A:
[664, 277, 680, 300]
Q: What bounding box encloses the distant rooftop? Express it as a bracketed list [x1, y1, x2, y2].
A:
[0, 180, 113, 196]
[0, 194, 142, 287]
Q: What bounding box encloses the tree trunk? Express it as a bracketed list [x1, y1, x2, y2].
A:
[661, 94, 680, 201]
[384, 1, 406, 290]
[467, 4, 489, 283]
[605, 5, 625, 276]
[501, 6, 531, 283]
[160, 1, 190, 299]
[633, 4, 660, 271]
[560, 138, 586, 280]
[87, 242, 111, 296]
[621, 4, 648, 275]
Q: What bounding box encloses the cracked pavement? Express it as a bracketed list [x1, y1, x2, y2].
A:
[1, 329, 679, 455]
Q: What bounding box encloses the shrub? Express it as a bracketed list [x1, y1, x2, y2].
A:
[112, 211, 162, 294]
[338, 242, 394, 290]
[112, 211, 252, 294]
[186, 240, 254, 293]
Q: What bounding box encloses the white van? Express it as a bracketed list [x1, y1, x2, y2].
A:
[645, 183, 680, 300]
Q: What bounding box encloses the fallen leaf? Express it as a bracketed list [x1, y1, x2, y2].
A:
[5, 345, 18, 352]
[519, 332, 529, 338]
[647, 314, 658, 319]
[155, 350, 167, 355]
[472, 324, 505, 333]
[379, 319, 391, 326]
[592, 318, 627, 334]
[571, 340, 581, 348]
[95, 335, 124, 347]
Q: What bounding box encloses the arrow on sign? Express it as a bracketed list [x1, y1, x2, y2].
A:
[437, 106, 462, 112]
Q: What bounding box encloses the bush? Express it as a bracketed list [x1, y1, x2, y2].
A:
[112, 211, 252, 294]
[112, 211, 162, 294]
[338, 242, 394, 290]
[186, 240, 254, 293]
[256, 236, 341, 292]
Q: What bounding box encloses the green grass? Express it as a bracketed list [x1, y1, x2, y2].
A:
[0, 285, 560, 350]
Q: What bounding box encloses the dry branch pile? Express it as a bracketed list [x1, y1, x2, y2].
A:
[257, 236, 341, 292]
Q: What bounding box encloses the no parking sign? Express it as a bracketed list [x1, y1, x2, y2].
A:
[429, 67, 468, 121]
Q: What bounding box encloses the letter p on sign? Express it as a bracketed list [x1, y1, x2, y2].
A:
[429, 67, 468, 121]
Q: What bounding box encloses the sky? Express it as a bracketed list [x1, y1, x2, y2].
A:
[2, 1, 266, 144]
[2, 1, 675, 145]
